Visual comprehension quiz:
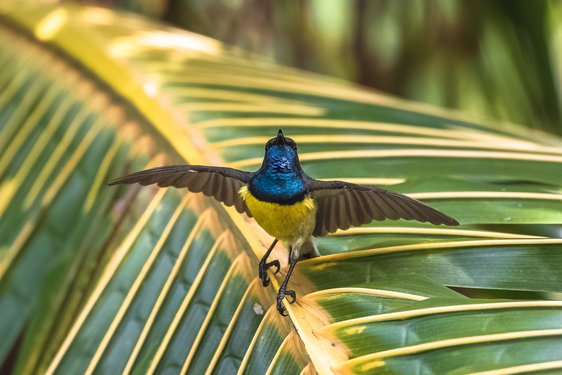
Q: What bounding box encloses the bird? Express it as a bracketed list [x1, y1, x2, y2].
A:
[108, 129, 459, 316]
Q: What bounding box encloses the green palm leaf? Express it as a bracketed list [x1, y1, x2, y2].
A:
[0, 2, 561, 374]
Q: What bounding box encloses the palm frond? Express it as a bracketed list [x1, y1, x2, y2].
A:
[0, 2, 561, 374]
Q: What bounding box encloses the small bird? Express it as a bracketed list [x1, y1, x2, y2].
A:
[109, 130, 458, 315]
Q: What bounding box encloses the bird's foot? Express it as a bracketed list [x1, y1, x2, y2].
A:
[276, 287, 297, 316]
[258, 259, 280, 287]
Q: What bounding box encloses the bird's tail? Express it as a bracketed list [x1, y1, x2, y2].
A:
[299, 238, 320, 259]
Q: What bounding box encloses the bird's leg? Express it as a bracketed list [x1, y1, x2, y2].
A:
[276, 247, 298, 316]
[259, 238, 279, 287]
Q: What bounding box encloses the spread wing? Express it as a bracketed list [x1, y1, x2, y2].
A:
[108, 165, 254, 216]
[306, 179, 459, 236]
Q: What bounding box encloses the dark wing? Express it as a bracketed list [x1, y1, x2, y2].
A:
[108, 165, 254, 216]
[306, 178, 459, 236]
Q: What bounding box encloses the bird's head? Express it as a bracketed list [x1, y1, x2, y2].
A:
[262, 129, 300, 172]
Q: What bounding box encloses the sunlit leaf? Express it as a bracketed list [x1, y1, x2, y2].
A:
[0, 2, 561, 374]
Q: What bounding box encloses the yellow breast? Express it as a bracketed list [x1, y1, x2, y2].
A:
[239, 186, 316, 242]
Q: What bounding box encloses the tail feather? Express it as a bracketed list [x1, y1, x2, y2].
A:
[299, 238, 320, 259]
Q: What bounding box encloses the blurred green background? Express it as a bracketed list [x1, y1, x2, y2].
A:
[79, 0, 562, 135]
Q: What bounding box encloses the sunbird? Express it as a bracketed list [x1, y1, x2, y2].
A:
[109, 130, 459, 315]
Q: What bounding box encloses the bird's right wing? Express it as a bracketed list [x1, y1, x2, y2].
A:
[306, 179, 459, 236]
[108, 165, 254, 216]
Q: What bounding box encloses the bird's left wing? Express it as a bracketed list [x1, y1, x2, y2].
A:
[306, 178, 459, 236]
[108, 165, 253, 216]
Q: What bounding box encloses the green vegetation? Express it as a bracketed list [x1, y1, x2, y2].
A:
[101, 0, 562, 136]
[0, 1, 561, 374]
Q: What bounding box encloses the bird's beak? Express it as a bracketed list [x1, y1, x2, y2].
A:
[273, 129, 286, 145]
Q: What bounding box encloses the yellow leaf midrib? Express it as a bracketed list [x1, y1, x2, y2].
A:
[1, 7, 338, 374]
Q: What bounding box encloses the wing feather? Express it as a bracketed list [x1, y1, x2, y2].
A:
[307, 178, 459, 236]
[190, 172, 209, 192]
[344, 190, 360, 227]
[202, 173, 217, 196]
[348, 190, 363, 224]
[386, 193, 412, 219]
[373, 191, 400, 220]
[174, 172, 194, 188]
[108, 165, 253, 216]
[221, 177, 234, 207]
[158, 173, 182, 187]
[334, 194, 345, 230]
[361, 191, 384, 221]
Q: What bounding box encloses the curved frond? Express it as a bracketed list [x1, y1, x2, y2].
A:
[0, 2, 561, 374]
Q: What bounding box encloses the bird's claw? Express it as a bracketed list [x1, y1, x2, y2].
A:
[277, 303, 288, 316]
[268, 260, 281, 274]
[258, 259, 280, 287]
[285, 290, 297, 304]
[260, 275, 270, 287]
[276, 288, 297, 316]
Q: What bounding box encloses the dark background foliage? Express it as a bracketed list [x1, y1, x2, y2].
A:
[80, 0, 562, 135]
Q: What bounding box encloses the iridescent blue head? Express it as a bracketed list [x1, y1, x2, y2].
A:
[249, 129, 307, 204]
[261, 129, 301, 172]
